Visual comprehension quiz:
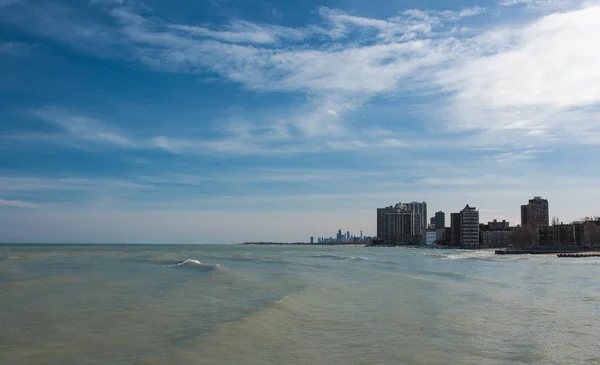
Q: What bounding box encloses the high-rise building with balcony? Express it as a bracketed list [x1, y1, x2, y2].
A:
[460, 205, 479, 247]
[404, 201, 427, 236]
[376, 204, 419, 244]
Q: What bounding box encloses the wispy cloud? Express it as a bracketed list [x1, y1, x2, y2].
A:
[169, 20, 308, 45]
[3, 1, 600, 163]
[498, 0, 596, 10]
[0, 198, 40, 208]
[32, 107, 136, 147]
[6, 1, 598, 151]
[436, 5, 600, 143]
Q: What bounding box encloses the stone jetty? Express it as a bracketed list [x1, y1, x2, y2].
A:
[557, 253, 600, 258]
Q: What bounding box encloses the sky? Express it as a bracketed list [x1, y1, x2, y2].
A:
[1, 0, 599, 243]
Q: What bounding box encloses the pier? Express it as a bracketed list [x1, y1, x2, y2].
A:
[495, 249, 600, 257]
[557, 253, 600, 258]
[495, 249, 580, 255]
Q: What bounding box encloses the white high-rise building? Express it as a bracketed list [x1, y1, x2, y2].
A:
[460, 204, 479, 247]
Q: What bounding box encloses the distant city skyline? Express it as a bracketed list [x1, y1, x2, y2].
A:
[1, 0, 599, 243]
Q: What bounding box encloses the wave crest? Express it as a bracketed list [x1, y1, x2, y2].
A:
[169, 259, 221, 269]
[311, 254, 368, 261]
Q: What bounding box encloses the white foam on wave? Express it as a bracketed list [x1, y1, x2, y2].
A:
[348, 256, 369, 261]
[312, 254, 368, 261]
[435, 250, 496, 260]
[169, 259, 222, 269]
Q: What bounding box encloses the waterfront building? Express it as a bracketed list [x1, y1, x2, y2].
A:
[376, 204, 420, 244]
[480, 231, 512, 247]
[429, 216, 436, 229]
[521, 196, 549, 229]
[489, 219, 510, 231]
[405, 201, 428, 237]
[436, 228, 446, 242]
[434, 211, 445, 229]
[479, 219, 511, 247]
[460, 205, 479, 247]
[450, 213, 461, 246]
[582, 220, 600, 249]
[538, 222, 583, 247]
[425, 230, 437, 245]
[444, 227, 452, 245]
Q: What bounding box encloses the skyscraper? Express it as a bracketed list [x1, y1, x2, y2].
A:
[404, 201, 427, 237]
[521, 196, 549, 228]
[376, 204, 417, 243]
[460, 205, 479, 247]
[434, 211, 446, 229]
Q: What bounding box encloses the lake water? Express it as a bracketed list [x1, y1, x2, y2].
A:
[2, 244, 600, 365]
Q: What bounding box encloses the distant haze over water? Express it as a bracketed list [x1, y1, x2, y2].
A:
[2, 244, 600, 365]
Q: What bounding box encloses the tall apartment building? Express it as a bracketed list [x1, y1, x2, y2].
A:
[434, 211, 445, 229]
[521, 196, 549, 228]
[405, 201, 427, 236]
[460, 205, 480, 247]
[376, 204, 418, 244]
[450, 213, 461, 246]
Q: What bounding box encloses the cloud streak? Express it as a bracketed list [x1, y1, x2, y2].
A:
[5, 0, 600, 150]
[0, 198, 40, 208]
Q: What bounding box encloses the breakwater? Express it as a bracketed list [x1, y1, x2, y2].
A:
[495, 249, 583, 255]
[557, 253, 600, 258]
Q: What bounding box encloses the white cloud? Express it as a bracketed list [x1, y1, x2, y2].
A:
[498, 0, 596, 10]
[6, 1, 600, 153]
[444, 6, 600, 109]
[0, 199, 39, 208]
[169, 20, 307, 45]
[0, 177, 148, 192]
[33, 107, 136, 147]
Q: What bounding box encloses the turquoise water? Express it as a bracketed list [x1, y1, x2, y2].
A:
[2, 244, 600, 365]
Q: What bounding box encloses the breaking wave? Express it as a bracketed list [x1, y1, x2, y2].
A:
[310, 254, 368, 261]
[426, 251, 496, 261]
[168, 259, 221, 269]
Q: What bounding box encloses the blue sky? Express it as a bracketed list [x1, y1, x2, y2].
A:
[1, 0, 599, 243]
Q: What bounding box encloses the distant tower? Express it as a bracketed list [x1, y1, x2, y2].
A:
[310, 236, 314, 244]
[360, 230, 363, 240]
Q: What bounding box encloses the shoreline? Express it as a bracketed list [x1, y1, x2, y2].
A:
[240, 243, 600, 255]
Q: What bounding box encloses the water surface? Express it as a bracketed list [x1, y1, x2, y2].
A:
[2, 244, 599, 365]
